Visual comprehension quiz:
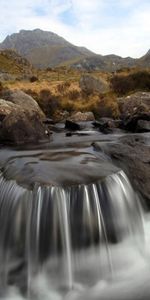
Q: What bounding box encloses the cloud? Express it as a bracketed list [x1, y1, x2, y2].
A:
[0, 0, 149, 57]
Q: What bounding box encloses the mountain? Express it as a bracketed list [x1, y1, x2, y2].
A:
[137, 49, 150, 68]
[0, 29, 94, 69]
[0, 29, 149, 71]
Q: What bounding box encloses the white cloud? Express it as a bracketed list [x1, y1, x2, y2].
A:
[0, 0, 149, 58]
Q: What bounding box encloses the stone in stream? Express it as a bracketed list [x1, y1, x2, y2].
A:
[65, 119, 81, 131]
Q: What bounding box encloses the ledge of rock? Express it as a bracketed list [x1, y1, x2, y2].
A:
[93, 134, 150, 208]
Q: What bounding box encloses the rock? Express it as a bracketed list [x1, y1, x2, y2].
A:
[136, 119, 150, 132]
[0, 110, 49, 145]
[121, 112, 150, 132]
[93, 135, 150, 208]
[0, 72, 16, 82]
[118, 92, 150, 118]
[69, 111, 95, 122]
[65, 120, 81, 131]
[43, 118, 55, 125]
[118, 92, 150, 132]
[2, 90, 45, 119]
[0, 99, 21, 121]
[93, 122, 112, 134]
[93, 118, 121, 130]
[79, 74, 109, 95]
[0, 94, 49, 145]
[92, 118, 121, 134]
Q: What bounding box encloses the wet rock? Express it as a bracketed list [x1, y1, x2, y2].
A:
[69, 111, 95, 122]
[65, 120, 81, 131]
[93, 134, 150, 208]
[92, 119, 113, 134]
[79, 74, 109, 95]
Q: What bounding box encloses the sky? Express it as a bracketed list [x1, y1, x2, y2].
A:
[0, 0, 150, 58]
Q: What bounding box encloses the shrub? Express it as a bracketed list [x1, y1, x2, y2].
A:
[30, 76, 38, 83]
[111, 70, 150, 96]
[68, 89, 80, 100]
[0, 81, 3, 93]
[57, 81, 71, 94]
[38, 89, 60, 117]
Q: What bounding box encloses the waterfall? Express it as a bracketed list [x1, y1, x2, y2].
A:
[0, 170, 144, 297]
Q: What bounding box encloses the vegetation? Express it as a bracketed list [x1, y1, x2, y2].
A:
[111, 70, 150, 96]
[0, 50, 149, 121]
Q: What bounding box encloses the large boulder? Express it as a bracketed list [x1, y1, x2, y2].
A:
[118, 92, 150, 118]
[93, 134, 150, 208]
[0, 98, 49, 145]
[79, 74, 109, 95]
[0, 110, 49, 145]
[118, 92, 150, 132]
[1, 90, 45, 119]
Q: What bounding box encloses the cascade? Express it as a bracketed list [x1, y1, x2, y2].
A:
[0, 169, 144, 297]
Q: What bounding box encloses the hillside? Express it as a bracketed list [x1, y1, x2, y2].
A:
[0, 49, 33, 78]
[0, 29, 94, 69]
[137, 50, 150, 68]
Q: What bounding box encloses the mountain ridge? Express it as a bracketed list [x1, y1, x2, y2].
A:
[0, 29, 149, 71]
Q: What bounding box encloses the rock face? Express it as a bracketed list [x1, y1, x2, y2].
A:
[79, 74, 109, 95]
[93, 134, 150, 208]
[118, 92, 150, 132]
[0, 91, 49, 145]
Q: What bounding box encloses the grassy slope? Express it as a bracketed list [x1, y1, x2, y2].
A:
[0, 50, 32, 76]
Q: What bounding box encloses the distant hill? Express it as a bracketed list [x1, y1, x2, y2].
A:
[0, 29, 149, 71]
[0, 29, 94, 69]
[71, 54, 137, 72]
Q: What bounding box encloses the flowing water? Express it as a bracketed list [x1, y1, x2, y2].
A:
[0, 131, 149, 300]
